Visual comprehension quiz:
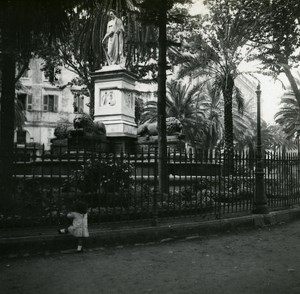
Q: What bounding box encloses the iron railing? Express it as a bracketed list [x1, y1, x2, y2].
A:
[3, 144, 300, 227]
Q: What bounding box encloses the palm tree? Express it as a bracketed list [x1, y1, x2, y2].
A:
[141, 79, 257, 150]
[140, 79, 207, 144]
[178, 36, 254, 151]
[196, 81, 223, 148]
[232, 98, 256, 149]
[173, 3, 260, 172]
[199, 82, 255, 150]
[275, 91, 299, 140]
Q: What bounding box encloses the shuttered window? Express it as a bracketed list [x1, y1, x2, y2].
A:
[73, 94, 84, 113]
[43, 95, 58, 112]
[27, 94, 33, 111]
[17, 94, 32, 111]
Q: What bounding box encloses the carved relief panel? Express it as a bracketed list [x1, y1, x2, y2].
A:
[99, 90, 116, 107]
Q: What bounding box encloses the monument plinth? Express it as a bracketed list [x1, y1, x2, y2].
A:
[91, 65, 138, 152]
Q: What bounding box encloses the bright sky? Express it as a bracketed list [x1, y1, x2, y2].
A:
[190, 0, 208, 15]
[188, 0, 286, 124]
[257, 75, 285, 124]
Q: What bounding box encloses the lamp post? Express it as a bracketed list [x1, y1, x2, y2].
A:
[295, 120, 300, 157]
[253, 84, 268, 214]
[295, 120, 300, 198]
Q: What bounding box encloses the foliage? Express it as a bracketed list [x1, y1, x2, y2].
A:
[140, 79, 207, 143]
[4, 179, 69, 226]
[135, 96, 145, 124]
[261, 123, 295, 151]
[193, 175, 254, 203]
[197, 82, 256, 149]
[173, 0, 259, 153]
[66, 154, 133, 195]
[54, 119, 73, 140]
[194, 81, 223, 148]
[224, 0, 300, 110]
[0, 0, 96, 204]
[37, 11, 97, 116]
[275, 90, 300, 140]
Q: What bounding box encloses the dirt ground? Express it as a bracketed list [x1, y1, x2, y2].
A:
[1, 220, 300, 294]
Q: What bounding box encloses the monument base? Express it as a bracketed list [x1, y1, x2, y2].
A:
[109, 136, 137, 153]
[135, 135, 185, 153]
[91, 66, 138, 145]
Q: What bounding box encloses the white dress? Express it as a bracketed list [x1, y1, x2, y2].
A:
[67, 212, 89, 237]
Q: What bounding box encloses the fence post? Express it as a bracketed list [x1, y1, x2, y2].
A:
[253, 84, 268, 214]
[152, 147, 158, 226]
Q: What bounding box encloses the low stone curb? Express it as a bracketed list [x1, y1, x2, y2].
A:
[1, 207, 300, 255]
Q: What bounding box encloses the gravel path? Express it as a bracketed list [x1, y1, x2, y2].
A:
[1, 220, 300, 294]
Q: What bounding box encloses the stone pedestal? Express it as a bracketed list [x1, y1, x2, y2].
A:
[136, 135, 185, 153]
[91, 65, 138, 142]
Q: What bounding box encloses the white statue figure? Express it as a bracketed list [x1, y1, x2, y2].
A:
[102, 9, 125, 66]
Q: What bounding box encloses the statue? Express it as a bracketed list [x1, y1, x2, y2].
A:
[53, 114, 106, 140]
[51, 114, 108, 153]
[73, 114, 106, 137]
[102, 9, 125, 66]
[137, 117, 184, 139]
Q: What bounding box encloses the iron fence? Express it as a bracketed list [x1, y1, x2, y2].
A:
[3, 144, 300, 227]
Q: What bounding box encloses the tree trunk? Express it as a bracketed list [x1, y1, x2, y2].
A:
[0, 2, 16, 212]
[282, 64, 300, 109]
[222, 74, 234, 174]
[87, 82, 95, 119]
[157, 4, 168, 194]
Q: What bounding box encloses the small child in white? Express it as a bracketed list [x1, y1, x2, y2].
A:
[58, 201, 89, 252]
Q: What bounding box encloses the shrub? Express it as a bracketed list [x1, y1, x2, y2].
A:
[66, 153, 133, 195]
[54, 119, 73, 139]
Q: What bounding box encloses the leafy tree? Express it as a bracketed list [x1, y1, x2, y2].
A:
[0, 73, 27, 130]
[38, 11, 98, 118]
[228, 0, 300, 110]
[0, 0, 92, 210]
[39, 0, 160, 118]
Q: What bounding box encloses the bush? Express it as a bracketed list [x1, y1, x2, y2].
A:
[54, 119, 73, 139]
[65, 153, 133, 197]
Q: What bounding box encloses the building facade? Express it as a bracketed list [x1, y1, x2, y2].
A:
[16, 58, 89, 149]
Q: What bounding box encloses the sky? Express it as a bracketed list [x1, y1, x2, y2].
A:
[188, 0, 286, 125]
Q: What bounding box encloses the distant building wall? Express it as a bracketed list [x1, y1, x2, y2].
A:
[16, 58, 89, 149]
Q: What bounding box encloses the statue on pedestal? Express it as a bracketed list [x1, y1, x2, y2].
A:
[102, 9, 125, 66]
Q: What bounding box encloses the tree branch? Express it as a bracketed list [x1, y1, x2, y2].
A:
[15, 60, 30, 83]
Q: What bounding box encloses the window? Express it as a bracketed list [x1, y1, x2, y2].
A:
[43, 66, 59, 83]
[17, 93, 33, 111]
[73, 94, 84, 113]
[43, 95, 58, 112]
